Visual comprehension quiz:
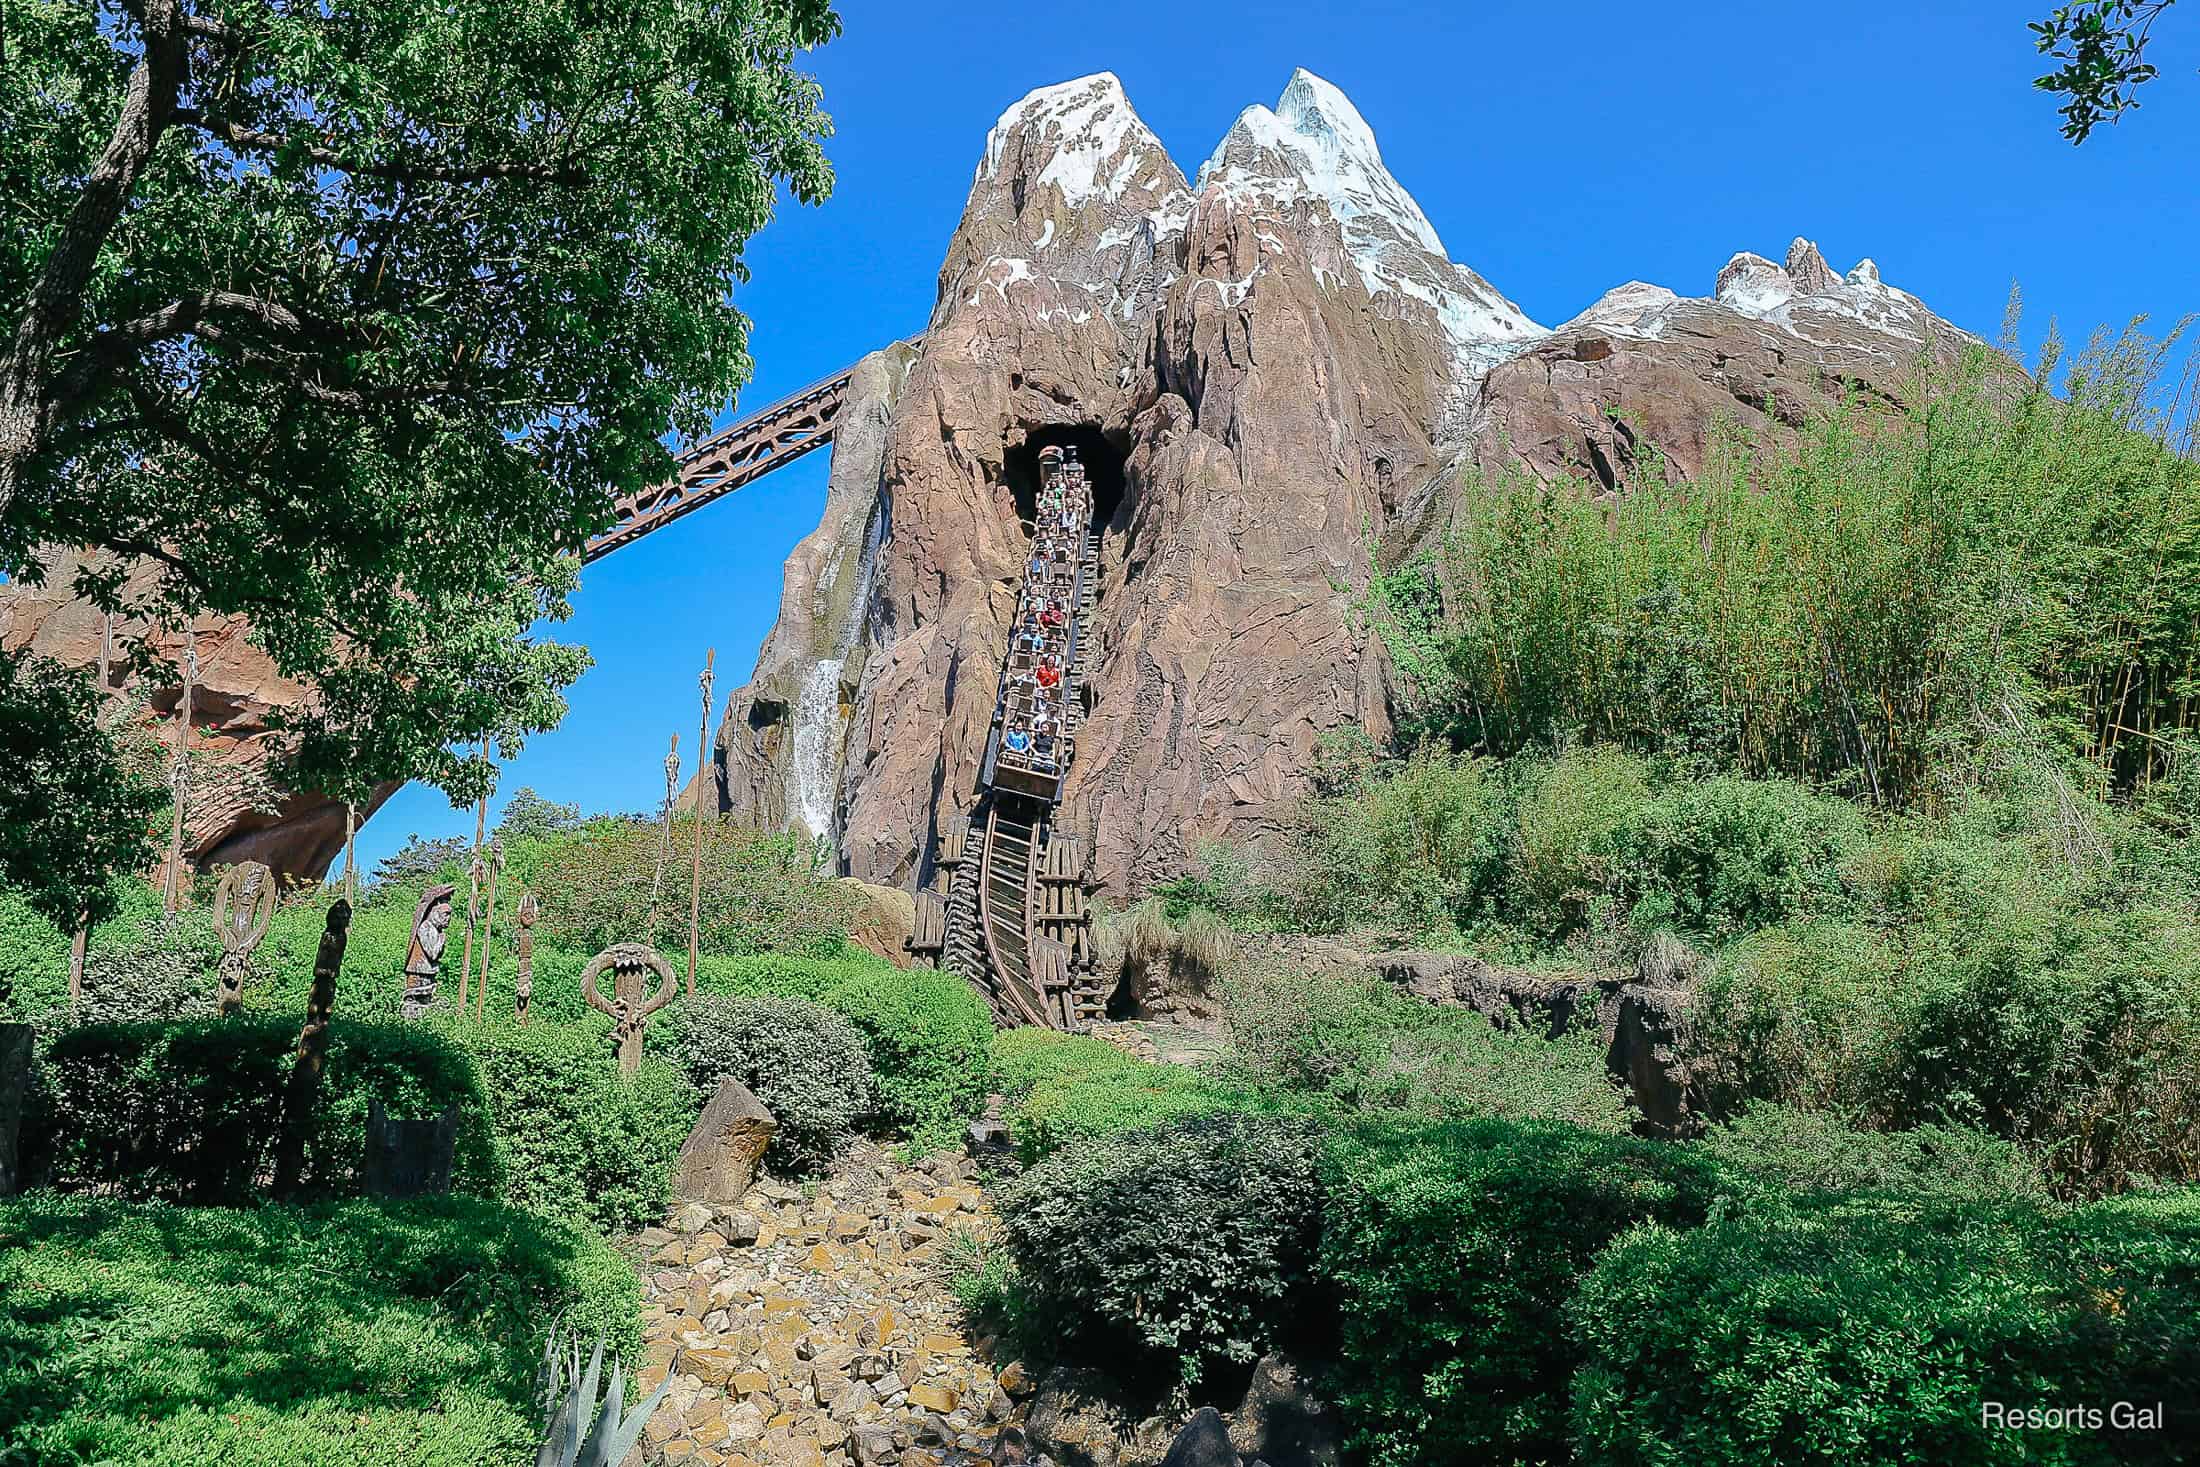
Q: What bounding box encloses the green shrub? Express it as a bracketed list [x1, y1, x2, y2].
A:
[1702, 1102, 2052, 1202]
[999, 1110, 1327, 1392]
[676, 994, 872, 1172]
[1285, 743, 1513, 936]
[1569, 1190, 2200, 1467]
[26, 1017, 502, 1204]
[1320, 1117, 1726, 1466]
[0, 1192, 638, 1466]
[1616, 772, 1867, 940]
[1513, 746, 1655, 938]
[993, 1028, 1244, 1160]
[1218, 964, 1628, 1131]
[531, 818, 855, 958]
[817, 964, 994, 1151]
[456, 1018, 697, 1234]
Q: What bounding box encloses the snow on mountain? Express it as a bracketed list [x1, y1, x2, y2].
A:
[1559, 238, 1963, 352]
[1195, 68, 1544, 373]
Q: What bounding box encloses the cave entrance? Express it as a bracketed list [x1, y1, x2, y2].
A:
[1004, 423, 1126, 533]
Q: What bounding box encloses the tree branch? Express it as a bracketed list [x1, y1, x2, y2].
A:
[173, 109, 588, 185]
[0, 0, 188, 518]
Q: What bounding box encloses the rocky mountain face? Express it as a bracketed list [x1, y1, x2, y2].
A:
[715, 69, 1979, 902]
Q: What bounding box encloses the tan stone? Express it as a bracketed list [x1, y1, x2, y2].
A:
[730, 1369, 772, 1397]
[907, 1383, 959, 1414]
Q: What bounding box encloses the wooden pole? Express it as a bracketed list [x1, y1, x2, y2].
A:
[71, 611, 116, 1014]
[456, 786, 486, 1017]
[647, 733, 679, 932]
[163, 629, 196, 914]
[474, 839, 503, 1022]
[272, 899, 351, 1198]
[686, 649, 715, 999]
[342, 801, 358, 906]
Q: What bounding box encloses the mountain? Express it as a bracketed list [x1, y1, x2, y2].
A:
[2, 68, 1980, 889]
[710, 70, 1980, 902]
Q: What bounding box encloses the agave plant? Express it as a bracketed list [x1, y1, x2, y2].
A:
[534, 1330, 675, 1467]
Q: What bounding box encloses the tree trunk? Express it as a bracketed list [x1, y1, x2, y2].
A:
[0, 2, 183, 519]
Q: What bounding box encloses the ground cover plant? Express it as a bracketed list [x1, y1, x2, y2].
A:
[0, 1192, 638, 1467]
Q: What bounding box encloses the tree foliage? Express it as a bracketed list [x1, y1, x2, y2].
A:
[0, 0, 839, 901]
[2032, 0, 2178, 141]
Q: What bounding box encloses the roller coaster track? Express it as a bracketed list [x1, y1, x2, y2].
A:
[923, 449, 1106, 1030]
[582, 346, 916, 563]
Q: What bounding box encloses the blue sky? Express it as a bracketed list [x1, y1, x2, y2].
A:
[356, 0, 2200, 870]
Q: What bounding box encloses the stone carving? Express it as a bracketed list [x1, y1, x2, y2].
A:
[580, 941, 678, 1074]
[671, 1076, 777, 1203]
[513, 892, 540, 1024]
[402, 882, 457, 1019]
[273, 899, 352, 1197]
[210, 859, 278, 1016]
[360, 1099, 459, 1198]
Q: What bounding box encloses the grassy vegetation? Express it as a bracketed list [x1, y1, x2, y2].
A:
[0, 1193, 637, 1467]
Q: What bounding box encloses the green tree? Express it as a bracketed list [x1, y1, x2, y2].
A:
[0, 0, 837, 905]
[492, 786, 584, 845]
[2031, 1, 2180, 140]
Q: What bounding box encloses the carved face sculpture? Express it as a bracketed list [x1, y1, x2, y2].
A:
[419, 900, 452, 958]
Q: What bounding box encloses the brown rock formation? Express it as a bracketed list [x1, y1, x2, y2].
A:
[0, 549, 395, 880]
[713, 70, 1982, 907]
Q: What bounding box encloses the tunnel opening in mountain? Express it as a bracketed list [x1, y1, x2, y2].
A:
[1004, 423, 1125, 531]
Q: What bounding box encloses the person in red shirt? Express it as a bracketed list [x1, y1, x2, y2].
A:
[1036, 662, 1061, 690]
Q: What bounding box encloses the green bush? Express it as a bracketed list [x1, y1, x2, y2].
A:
[1569, 1190, 2200, 1467]
[0, 1192, 638, 1466]
[26, 1017, 502, 1204]
[1616, 772, 1867, 940]
[815, 963, 994, 1151]
[1218, 963, 1628, 1131]
[676, 994, 872, 1172]
[456, 1018, 696, 1234]
[1702, 1102, 2052, 1202]
[1320, 1117, 1726, 1466]
[1285, 744, 1512, 936]
[993, 1028, 1244, 1160]
[531, 818, 855, 958]
[999, 1110, 1327, 1392]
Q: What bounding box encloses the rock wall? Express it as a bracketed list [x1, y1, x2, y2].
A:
[0, 549, 395, 879]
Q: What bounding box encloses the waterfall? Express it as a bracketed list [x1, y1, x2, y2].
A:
[788, 505, 885, 840]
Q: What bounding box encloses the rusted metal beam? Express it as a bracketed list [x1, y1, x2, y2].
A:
[582, 363, 855, 563]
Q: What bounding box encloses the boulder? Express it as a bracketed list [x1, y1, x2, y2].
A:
[839, 878, 918, 968]
[672, 1077, 777, 1204]
[1161, 1408, 1238, 1467]
[1228, 1355, 1338, 1467]
[1025, 1367, 1178, 1467]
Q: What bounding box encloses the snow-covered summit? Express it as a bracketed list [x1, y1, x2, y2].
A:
[1558, 238, 1965, 351]
[1195, 68, 1543, 373]
[976, 72, 1182, 215]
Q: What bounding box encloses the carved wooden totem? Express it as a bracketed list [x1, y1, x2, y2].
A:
[211, 860, 278, 1016]
[580, 942, 678, 1075]
[402, 883, 458, 1019]
[513, 893, 540, 1024]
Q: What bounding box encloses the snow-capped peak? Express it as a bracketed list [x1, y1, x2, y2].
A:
[978, 72, 1164, 211]
[1195, 68, 1542, 374]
